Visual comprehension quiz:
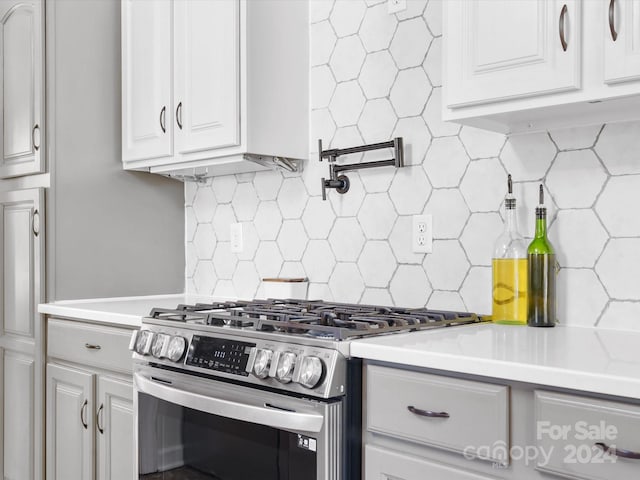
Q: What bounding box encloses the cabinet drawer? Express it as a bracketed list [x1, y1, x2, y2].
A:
[535, 391, 640, 480]
[47, 318, 134, 374]
[366, 365, 509, 464]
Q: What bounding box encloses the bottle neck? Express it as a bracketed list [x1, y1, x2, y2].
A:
[504, 207, 517, 232]
[534, 215, 547, 239]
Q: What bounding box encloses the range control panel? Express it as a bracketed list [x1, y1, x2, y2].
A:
[186, 336, 255, 376]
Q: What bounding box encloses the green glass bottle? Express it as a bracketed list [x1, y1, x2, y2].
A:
[527, 185, 556, 327]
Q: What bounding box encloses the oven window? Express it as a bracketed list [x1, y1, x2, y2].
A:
[138, 392, 317, 480]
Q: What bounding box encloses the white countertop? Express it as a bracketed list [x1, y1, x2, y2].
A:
[351, 323, 640, 400]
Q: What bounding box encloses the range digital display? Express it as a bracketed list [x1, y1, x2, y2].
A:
[186, 336, 255, 376]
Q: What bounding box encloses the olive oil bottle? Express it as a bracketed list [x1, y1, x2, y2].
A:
[527, 185, 556, 327]
[492, 175, 528, 324]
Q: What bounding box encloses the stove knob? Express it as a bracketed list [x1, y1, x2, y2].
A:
[151, 333, 169, 358]
[135, 330, 154, 355]
[275, 352, 297, 383]
[297, 356, 324, 389]
[166, 336, 187, 362]
[253, 349, 273, 379]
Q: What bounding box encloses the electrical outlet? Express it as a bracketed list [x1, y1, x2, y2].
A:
[412, 214, 432, 253]
[230, 223, 243, 253]
[387, 0, 407, 14]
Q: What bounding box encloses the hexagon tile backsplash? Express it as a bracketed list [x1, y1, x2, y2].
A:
[186, 0, 640, 331]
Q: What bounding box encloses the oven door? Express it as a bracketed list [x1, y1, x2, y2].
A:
[134, 365, 343, 480]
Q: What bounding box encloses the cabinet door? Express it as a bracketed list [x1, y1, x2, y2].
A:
[604, 0, 640, 84]
[46, 363, 95, 480]
[174, 0, 240, 154]
[0, 0, 44, 178]
[445, 0, 581, 108]
[96, 376, 135, 480]
[121, 0, 173, 163]
[0, 188, 44, 340]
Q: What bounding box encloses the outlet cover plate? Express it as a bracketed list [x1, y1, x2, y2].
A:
[412, 214, 432, 253]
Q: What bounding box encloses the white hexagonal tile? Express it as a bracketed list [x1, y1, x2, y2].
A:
[397, 0, 428, 20]
[185, 277, 196, 295]
[459, 126, 506, 160]
[423, 0, 442, 36]
[236, 222, 259, 261]
[358, 241, 396, 287]
[596, 176, 640, 237]
[329, 263, 365, 303]
[330, 0, 366, 37]
[596, 239, 640, 299]
[359, 3, 397, 52]
[358, 98, 397, 144]
[307, 283, 334, 301]
[302, 196, 336, 239]
[236, 172, 255, 183]
[389, 265, 431, 308]
[460, 158, 507, 212]
[310, 21, 336, 66]
[422, 88, 460, 137]
[328, 217, 366, 261]
[389, 215, 425, 264]
[212, 204, 237, 242]
[390, 17, 431, 69]
[423, 36, 441, 87]
[311, 65, 336, 110]
[193, 223, 216, 260]
[212, 242, 237, 280]
[254, 201, 282, 241]
[185, 181, 198, 206]
[460, 266, 491, 315]
[389, 166, 432, 215]
[302, 240, 336, 283]
[254, 242, 283, 279]
[186, 242, 198, 277]
[359, 51, 397, 100]
[500, 132, 556, 182]
[358, 193, 398, 239]
[359, 159, 395, 193]
[193, 261, 216, 295]
[598, 302, 640, 331]
[360, 288, 394, 306]
[280, 262, 307, 278]
[428, 291, 467, 311]
[557, 269, 608, 327]
[213, 280, 236, 299]
[390, 68, 431, 117]
[232, 261, 260, 299]
[253, 170, 282, 201]
[277, 220, 308, 262]
[331, 126, 364, 164]
[594, 120, 640, 175]
[277, 178, 308, 219]
[423, 240, 469, 290]
[546, 150, 607, 209]
[310, 0, 334, 23]
[192, 187, 217, 223]
[425, 189, 470, 239]
[310, 108, 337, 150]
[329, 35, 366, 82]
[512, 181, 556, 239]
[423, 137, 469, 187]
[392, 116, 431, 165]
[185, 206, 197, 242]
[549, 210, 607, 268]
[231, 182, 259, 222]
[550, 125, 602, 151]
[211, 175, 237, 203]
[329, 172, 366, 216]
[460, 213, 504, 266]
[329, 81, 366, 127]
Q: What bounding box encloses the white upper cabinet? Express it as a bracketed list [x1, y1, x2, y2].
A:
[446, 0, 581, 108]
[604, 0, 640, 84]
[0, 0, 44, 178]
[122, 0, 309, 178]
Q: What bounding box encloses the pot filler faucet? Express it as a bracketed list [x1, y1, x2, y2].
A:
[318, 137, 405, 200]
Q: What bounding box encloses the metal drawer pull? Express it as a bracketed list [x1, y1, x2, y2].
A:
[84, 343, 101, 350]
[609, 0, 618, 41]
[407, 405, 450, 418]
[80, 399, 88, 429]
[97, 404, 104, 434]
[159, 106, 166, 133]
[559, 4, 568, 51]
[32, 124, 40, 151]
[595, 442, 640, 460]
[32, 209, 40, 237]
[176, 101, 183, 130]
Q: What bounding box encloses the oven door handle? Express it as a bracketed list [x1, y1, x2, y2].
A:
[134, 373, 325, 433]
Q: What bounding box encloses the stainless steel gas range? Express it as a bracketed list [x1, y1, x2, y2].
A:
[130, 299, 484, 480]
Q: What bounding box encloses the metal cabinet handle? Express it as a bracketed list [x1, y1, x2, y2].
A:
[97, 404, 104, 434]
[559, 4, 568, 51]
[80, 399, 88, 429]
[609, 0, 618, 41]
[407, 405, 450, 418]
[159, 106, 166, 133]
[176, 102, 183, 130]
[32, 124, 40, 151]
[595, 442, 640, 460]
[32, 209, 40, 237]
[84, 343, 101, 350]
